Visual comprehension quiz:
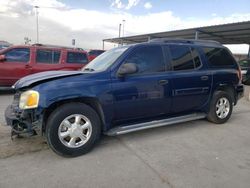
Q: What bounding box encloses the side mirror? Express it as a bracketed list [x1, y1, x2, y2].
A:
[0, 54, 6, 62]
[117, 63, 138, 77]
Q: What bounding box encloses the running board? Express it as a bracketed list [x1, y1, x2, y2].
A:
[105, 113, 206, 136]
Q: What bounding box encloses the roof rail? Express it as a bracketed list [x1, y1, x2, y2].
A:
[32, 43, 80, 50]
[149, 38, 221, 46]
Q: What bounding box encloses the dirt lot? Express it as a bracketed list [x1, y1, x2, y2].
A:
[0, 87, 250, 188]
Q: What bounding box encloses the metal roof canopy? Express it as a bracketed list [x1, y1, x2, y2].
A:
[103, 21, 250, 45]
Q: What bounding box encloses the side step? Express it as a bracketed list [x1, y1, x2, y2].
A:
[105, 113, 206, 136]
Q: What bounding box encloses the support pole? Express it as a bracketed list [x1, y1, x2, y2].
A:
[34, 6, 39, 43]
[248, 44, 250, 58]
[148, 36, 151, 42]
[102, 40, 105, 50]
[195, 31, 199, 40]
[119, 23, 122, 46]
[119, 24, 121, 38]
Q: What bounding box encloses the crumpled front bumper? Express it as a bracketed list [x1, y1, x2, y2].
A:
[5, 105, 18, 127]
[5, 104, 42, 135]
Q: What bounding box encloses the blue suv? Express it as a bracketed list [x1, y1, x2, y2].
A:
[5, 39, 244, 157]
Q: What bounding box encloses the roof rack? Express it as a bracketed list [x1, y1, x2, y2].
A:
[149, 38, 221, 46]
[32, 43, 81, 50]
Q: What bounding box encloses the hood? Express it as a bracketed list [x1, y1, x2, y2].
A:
[14, 71, 83, 89]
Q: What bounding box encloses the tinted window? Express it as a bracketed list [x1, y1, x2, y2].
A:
[169, 45, 194, 71]
[124, 46, 165, 74]
[67, 52, 88, 64]
[191, 48, 202, 68]
[4, 48, 30, 63]
[36, 50, 60, 64]
[203, 47, 235, 67]
[89, 50, 105, 56]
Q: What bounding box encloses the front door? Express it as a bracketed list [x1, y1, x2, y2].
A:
[112, 45, 172, 122]
[0, 47, 31, 86]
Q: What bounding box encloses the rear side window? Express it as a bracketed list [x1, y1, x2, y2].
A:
[36, 50, 61, 64]
[67, 52, 88, 64]
[4, 48, 30, 63]
[203, 47, 236, 67]
[123, 46, 165, 74]
[169, 45, 196, 71]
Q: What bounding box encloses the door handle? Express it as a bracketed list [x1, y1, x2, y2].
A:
[158, 80, 168, 85]
[25, 64, 32, 69]
[201, 76, 209, 81]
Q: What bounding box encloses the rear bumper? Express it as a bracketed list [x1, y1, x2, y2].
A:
[235, 84, 244, 103]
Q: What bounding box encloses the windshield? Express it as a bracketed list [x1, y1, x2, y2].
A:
[83, 46, 129, 72]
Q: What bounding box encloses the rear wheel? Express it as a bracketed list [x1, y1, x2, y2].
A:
[46, 103, 101, 157]
[207, 91, 233, 124]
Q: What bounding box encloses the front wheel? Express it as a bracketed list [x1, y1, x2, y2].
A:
[207, 91, 233, 124]
[46, 103, 101, 157]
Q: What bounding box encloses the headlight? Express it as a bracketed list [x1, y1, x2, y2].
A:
[19, 90, 39, 109]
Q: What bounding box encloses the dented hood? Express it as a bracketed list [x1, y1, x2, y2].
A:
[13, 71, 83, 89]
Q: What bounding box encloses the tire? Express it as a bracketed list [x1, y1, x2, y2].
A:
[46, 103, 101, 157]
[207, 91, 233, 124]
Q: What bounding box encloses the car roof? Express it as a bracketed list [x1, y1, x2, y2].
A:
[3, 44, 87, 53]
[128, 38, 224, 48]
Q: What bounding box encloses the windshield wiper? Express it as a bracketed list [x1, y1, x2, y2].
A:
[83, 68, 95, 72]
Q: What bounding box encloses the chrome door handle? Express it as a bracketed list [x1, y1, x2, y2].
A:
[158, 80, 168, 85]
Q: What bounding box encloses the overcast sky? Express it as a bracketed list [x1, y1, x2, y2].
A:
[0, 0, 249, 52]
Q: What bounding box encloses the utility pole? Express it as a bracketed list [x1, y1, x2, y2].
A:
[34, 6, 39, 43]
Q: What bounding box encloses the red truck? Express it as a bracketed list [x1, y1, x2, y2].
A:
[0, 44, 89, 88]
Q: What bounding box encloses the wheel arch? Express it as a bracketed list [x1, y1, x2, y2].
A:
[214, 84, 236, 104]
[42, 97, 105, 134]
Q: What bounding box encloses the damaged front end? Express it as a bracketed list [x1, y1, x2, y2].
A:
[5, 91, 42, 138]
[4, 70, 85, 138]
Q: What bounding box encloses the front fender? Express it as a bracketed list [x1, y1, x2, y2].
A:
[32, 75, 114, 130]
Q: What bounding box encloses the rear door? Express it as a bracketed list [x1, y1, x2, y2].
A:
[167, 44, 212, 113]
[32, 48, 62, 73]
[0, 47, 31, 86]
